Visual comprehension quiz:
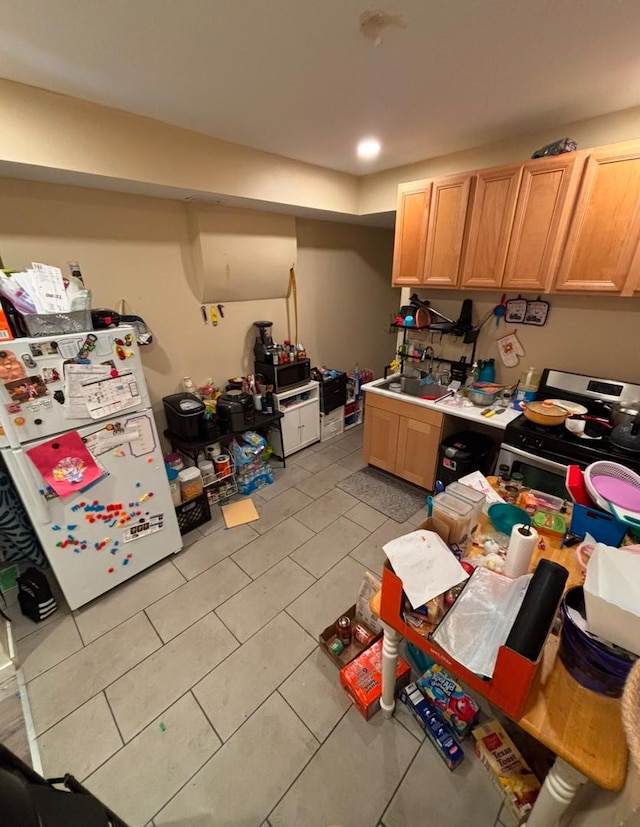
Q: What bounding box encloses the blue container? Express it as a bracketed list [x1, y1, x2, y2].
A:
[569, 502, 626, 547]
[559, 587, 635, 697]
[513, 388, 536, 410]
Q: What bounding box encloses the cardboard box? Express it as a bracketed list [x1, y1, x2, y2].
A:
[339, 638, 411, 720]
[319, 604, 381, 669]
[0, 306, 14, 341]
[584, 544, 640, 656]
[398, 682, 465, 770]
[472, 720, 540, 825]
[416, 663, 479, 738]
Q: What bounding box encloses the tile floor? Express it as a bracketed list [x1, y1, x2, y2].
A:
[11, 426, 514, 827]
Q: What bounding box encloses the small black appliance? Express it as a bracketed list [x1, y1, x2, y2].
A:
[437, 431, 496, 486]
[216, 390, 255, 433]
[253, 320, 275, 361]
[163, 393, 205, 441]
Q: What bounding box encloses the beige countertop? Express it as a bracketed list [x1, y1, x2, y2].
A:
[362, 374, 522, 431]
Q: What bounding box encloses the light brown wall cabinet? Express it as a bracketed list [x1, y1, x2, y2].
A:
[423, 173, 472, 287]
[363, 393, 443, 490]
[391, 182, 429, 286]
[460, 164, 522, 289]
[554, 145, 640, 293]
[391, 139, 640, 296]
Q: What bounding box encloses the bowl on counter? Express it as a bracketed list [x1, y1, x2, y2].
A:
[466, 383, 503, 406]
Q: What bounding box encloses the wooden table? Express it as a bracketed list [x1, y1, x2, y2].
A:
[374, 520, 627, 826]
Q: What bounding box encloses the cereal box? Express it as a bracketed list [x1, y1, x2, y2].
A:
[473, 720, 541, 824]
[339, 638, 411, 720]
[416, 663, 479, 737]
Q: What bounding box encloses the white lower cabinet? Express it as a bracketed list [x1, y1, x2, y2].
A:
[272, 381, 320, 457]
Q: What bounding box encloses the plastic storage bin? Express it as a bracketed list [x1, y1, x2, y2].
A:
[431, 492, 475, 547]
[23, 310, 92, 337]
[446, 481, 486, 531]
[175, 492, 211, 535]
[569, 502, 626, 547]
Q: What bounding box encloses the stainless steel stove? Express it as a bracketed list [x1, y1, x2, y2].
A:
[498, 369, 640, 498]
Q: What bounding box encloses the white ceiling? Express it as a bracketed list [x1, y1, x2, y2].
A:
[2, 0, 640, 175]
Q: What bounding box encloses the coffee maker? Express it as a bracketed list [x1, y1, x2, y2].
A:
[253, 321, 275, 361]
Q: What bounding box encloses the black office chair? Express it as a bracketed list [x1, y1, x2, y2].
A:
[0, 742, 130, 826]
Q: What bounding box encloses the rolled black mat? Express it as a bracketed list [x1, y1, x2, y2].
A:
[505, 558, 569, 661]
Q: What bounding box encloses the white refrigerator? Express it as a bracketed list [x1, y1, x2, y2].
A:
[0, 326, 182, 609]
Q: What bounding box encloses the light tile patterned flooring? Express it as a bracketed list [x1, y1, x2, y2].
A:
[13, 426, 514, 827]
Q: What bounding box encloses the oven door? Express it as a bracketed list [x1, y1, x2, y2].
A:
[497, 444, 569, 500]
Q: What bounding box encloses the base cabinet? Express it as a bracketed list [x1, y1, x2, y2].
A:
[363, 392, 443, 490]
[363, 406, 399, 472]
[273, 381, 320, 457]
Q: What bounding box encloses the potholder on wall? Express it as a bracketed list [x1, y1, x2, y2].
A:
[496, 331, 525, 368]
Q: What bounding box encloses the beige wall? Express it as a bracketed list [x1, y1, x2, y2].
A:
[0, 79, 358, 215]
[0, 179, 397, 418]
[360, 104, 640, 214]
[402, 288, 640, 386]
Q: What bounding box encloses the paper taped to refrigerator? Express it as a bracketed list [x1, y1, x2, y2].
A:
[122, 514, 164, 543]
[83, 422, 142, 457]
[80, 372, 142, 419]
[65, 364, 113, 418]
[26, 431, 107, 499]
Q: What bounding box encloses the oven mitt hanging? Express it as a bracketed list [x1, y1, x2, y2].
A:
[118, 299, 153, 346]
[496, 332, 525, 368]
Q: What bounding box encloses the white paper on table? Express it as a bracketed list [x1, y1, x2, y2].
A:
[64, 364, 113, 418]
[458, 471, 505, 505]
[81, 371, 142, 419]
[584, 543, 640, 656]
[30, 262, 69, 313]
[382, 529, 469, 609]
[432, 567, 532, 678]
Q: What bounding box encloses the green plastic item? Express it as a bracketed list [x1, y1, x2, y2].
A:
[532, 510, 567, 536]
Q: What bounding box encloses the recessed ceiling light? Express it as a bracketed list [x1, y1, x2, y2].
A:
[357, 138, 381, 160]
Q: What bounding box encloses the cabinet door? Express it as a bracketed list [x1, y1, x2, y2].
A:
[461, 164, 522, 288]
[298, 401, 320, 448]
[423, 173, 472, 287]
[554, 144, 640, 292]
[392, 181, 430, 286]
[281, 408, 301, 455]
[395, 416, 441, 490]
[503, 154, 581, 292]
[363, 407, 399, 473]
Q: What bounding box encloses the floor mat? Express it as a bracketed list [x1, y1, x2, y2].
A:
[337, 467, 425, 523]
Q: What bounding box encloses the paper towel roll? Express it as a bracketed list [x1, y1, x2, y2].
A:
[504, 523, 538, 579]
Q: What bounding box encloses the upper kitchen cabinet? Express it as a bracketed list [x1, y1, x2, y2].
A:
[554, 142, 640, 293]
[502, 153, 582, 292]
[460, 165, 522, 289]
[392, 181, 430, 285]
[422, 173, 473, 287]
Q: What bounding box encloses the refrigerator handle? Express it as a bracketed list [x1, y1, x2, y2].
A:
[12, 450, 51, 525]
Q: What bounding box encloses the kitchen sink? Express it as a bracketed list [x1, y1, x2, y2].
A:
[377, 376, 452, 400]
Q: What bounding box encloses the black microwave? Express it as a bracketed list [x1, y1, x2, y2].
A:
[254, 359, 311, 393]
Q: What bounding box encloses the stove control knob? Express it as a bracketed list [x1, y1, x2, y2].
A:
[534, 438, 543, 448]
[14, 417, 25, 426]
[34, 418, 43, 425]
